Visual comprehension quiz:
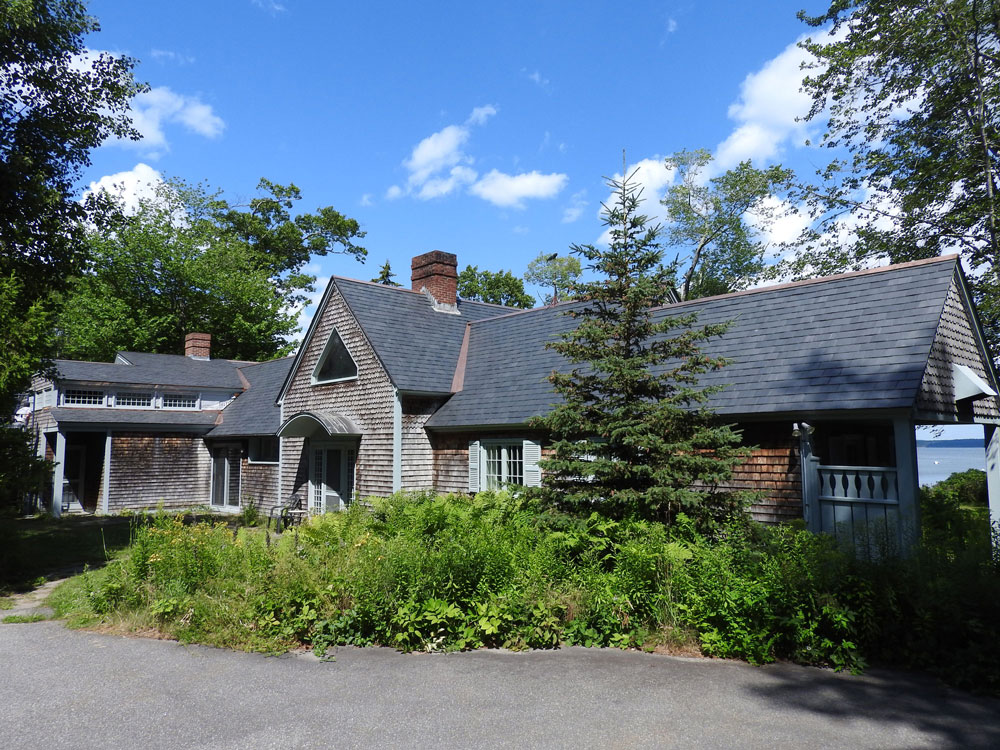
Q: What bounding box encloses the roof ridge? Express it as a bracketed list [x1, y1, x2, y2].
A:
[650, 254, 958, 312]
[466, 298, 579, 325]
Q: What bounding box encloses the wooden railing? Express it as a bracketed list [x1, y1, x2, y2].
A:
[816, 465, 898, 504]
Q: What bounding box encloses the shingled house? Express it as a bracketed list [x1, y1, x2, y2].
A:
[26, 251, 1000, 548]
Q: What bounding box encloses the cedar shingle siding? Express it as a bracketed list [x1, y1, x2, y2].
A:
[108, 432, 211, 512]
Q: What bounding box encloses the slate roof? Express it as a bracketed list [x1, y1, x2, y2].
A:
[426, 256, 962, 428]
[54, 351, 246, 389]
[208, 357, 293, 437]
[334, 278, 514, 393]
[48, 407, 220, 430]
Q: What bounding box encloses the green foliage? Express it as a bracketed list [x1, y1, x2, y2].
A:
[534, 165, 750, 526]
[2, 613, 47, 624]
[661, 150, 795, 300]
[523, 253, 582, 304]
[55, 178, 366, 362]
[240, 498, 261, 528]
[791, 0, 1000, 358]
[457, 265, 534, 308]
[47, 494, 1000, 694]
[920, 469, 991, 554]
[371, 260, 401, 286]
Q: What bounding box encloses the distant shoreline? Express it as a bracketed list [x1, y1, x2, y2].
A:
[916, 439, 984, 449]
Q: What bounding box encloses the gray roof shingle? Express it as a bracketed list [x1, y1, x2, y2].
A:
[208, 357, 293, 437]
[48, 407, 220, 429]
[334, 278, 514, 393]
[55, 352, 246, 389]
[426, 257, 960, 428]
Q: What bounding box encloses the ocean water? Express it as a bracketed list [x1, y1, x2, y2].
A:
[916, 446, 986, 486]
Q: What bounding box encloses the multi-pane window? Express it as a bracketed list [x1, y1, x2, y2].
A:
[115, 391, 153, 407]
[163, 393, 198, 409]
[484, 442, 524, 489]
[63, 389, 105, 406]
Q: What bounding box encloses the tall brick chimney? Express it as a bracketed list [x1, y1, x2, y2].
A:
[411, 251, 458, 308]
[184, 332, 211, 360]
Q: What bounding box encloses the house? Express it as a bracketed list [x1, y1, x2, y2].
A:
[26, 336, 291, 516]
[26, 250, 1000, 550]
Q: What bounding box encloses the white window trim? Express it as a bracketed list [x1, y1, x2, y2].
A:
[210, 446, 241, 512]
[112, 390, 156, 409]
[311, 328, 359, 385]
[161, 392, 201, 410]
[61, 388, 107, 407]
[469, 439, 542, 493]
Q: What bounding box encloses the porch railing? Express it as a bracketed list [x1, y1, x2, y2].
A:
[816, 465, 898, 504]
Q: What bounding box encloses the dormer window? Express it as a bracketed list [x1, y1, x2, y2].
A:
[63, 389, 105, 406]
[163, 393, 199, 409]
[312, 329, 358, 384]
[115, 391, 153, 408]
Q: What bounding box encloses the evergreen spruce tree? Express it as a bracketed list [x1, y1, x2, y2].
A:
[536, 165, 749, 525]
[372, 260, 401, 286]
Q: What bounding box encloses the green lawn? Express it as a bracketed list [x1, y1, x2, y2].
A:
[0, 515, 134, 595]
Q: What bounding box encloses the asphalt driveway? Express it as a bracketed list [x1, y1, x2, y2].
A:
[1, 621, 998, 749]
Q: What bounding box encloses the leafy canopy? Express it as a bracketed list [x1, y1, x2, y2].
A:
[662, 149, 795, 300]
[457, 265, 534, 308]
[55, 178, 366, 362]
[524, 252, 582, 305]
[534, 164, 749, 525]
[789, 0, 1000, 355]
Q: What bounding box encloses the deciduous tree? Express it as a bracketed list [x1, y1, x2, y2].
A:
[457, 266, 534, 308]
[524, 252, 582, 304]
[55, 178, 366, 362]
[661, 150, 795, 300]
[790, 0, 1000, 353]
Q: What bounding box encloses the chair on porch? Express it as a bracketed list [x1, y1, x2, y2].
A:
[268, 493, 307, 531]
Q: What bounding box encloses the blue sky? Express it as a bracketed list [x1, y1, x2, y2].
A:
[76, 1, 983, 442]
[81, 0, 815, 299]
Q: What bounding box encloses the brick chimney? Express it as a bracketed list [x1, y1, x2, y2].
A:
[411, 251, 458, 308]
[184, 332, 211, 360]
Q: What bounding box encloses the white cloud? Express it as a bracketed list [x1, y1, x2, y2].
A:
[81, 163, 164, 214]
[150, 49, 195, 65]
[470, 169, 568, 208]
[123, 86, 224, 155]
[360, 193, 373, 207]
[251, 0, 286, 13]
[596, 156, 675, 244]
[386, 185, 403, 200]
[525, 69, 550, 89]
[714, 33, 817, 170]
[404, 124, 471, 188]
[562, 190, 588, 223]
[667, 18, 678, 33]
[417, 165, 478, 200]
[467, 105, 498, 126]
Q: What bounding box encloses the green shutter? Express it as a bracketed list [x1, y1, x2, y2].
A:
[468, 440, 480, 493]
[523, 439, 542, 487]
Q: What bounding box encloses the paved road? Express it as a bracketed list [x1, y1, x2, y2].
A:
[2, 621, 999, 749]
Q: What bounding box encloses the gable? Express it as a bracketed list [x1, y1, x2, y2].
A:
[916, 273, 1000, 423]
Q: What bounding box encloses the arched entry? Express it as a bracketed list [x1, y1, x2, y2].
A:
[277, 411, 361, 514]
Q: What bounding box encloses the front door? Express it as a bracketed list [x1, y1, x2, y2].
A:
[310, 445, 356, 513]
[62, 445, 85, 510]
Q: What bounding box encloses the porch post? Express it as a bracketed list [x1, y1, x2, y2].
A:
[798, 428, 820, 533]
[985, 425, 1000, 540]
[893, 415, 919, 553]
[52, 430, 66, 519]
[101, 430, 112, 515]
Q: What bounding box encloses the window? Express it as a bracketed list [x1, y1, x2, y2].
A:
[248, 436, 279, 464]
[163, 393, 198, 409]
[63, 389, 105, 406]
[469, 440, 542, 492]
[484, 442, 523, 489]
[115, 391, 153, 408]
[312, 329, 358, 384]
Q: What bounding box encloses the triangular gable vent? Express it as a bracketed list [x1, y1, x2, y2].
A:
[312, 328, 359, 384]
